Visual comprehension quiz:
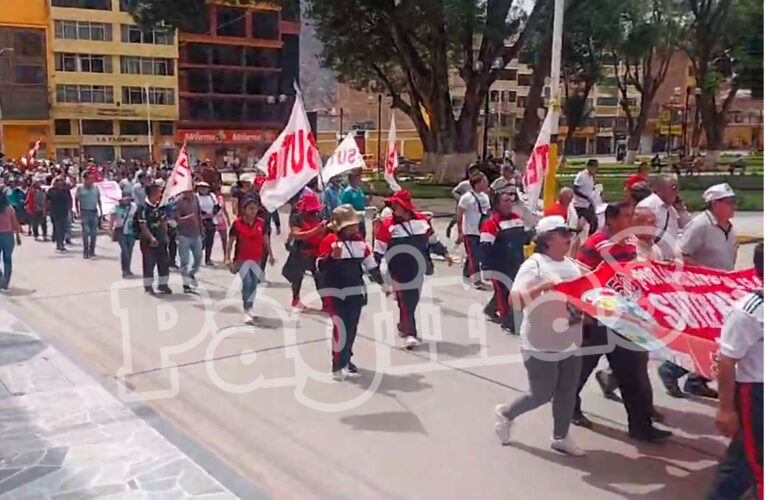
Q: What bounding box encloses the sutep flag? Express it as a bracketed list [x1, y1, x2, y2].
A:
[161, 144, 193, 204]
[256, 93, 321, 211]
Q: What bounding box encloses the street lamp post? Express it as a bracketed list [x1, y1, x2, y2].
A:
[477, 57, 504, 161]
[377, 94, 382, 174]
[682, 86, 692, 156]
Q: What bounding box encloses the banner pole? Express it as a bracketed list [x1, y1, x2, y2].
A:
[543, 0, 564, 210]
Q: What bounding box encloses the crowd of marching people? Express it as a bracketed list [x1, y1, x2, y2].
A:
[0, 151, 760, 497]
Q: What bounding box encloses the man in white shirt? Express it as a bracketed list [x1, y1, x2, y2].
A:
[658, 183, 735, 399]
[632, 207, 664, 261]
[446, 166, 479, 239]
[457, 173, 491, 289]
[707, 242, 763, 499]
[636, 174, 691, 261]
[572, 159, 599, 235]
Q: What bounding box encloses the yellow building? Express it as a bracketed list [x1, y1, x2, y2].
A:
[0, 0, 52, 161]
[49, 0, 179, 162]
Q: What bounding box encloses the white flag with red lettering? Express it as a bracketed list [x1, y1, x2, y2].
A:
[161, 144, 193, 204]
[523, 109, 553, 211]
[320, 133, 364, 185]
[256, 94, 321, 211]
[384, 115, 401, 192]
[20, 139, 42, 171]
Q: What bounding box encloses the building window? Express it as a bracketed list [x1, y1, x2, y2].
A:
[517, 74, 532, 86]
[51, 0, 111, 9]
[55, 53, 112, 73]
[150, 87, 175, 105]
[80, 54, 111, 73]
[55, 53, 77, 72]
[119, 120, 148, 135]
[120, 56, 174, 75]
[120, 25, 174, 45]
[14, 65, 44, 84]
[496, 69, 517, 81]
[56, 84, 113, 103]
[14, 32, 44, 57]
[490, 90, 500, 102]
[157, 121, 174, 136]
[122, 86, 174, 105]
[252, 10, 279, 40]
[517, 96, 527, 108]
[55, 21, 112, 41]
[56, 84, 79, 103]
[119, 0, 136, 11]
[81, 120, 113, 135]
[217, 7, 246, 37]
[245, 48, 279, 68]
[54, 120, 72, 136]
[122, 86, 145, 104]
[597, 97, 618, 106]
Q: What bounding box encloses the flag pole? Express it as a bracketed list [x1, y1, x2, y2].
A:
[543, 0, 564, 210]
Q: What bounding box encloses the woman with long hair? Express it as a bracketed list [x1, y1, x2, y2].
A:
[0, 191, 22, 290]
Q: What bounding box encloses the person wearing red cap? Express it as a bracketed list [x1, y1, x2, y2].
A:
[283, 192, 326, 310]
[374, 190, 450, 348]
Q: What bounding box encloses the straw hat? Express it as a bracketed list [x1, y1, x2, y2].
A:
[327, 204, 363, 232]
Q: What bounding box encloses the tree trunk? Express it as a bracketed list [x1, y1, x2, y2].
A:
[625, 149, 638, 165]
[513, 34, 552, 161]
[704, 150, 721, 169]
[426, 152, 477, 183]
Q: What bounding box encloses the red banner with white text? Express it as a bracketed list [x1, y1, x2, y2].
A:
[555, 261, 761, 379]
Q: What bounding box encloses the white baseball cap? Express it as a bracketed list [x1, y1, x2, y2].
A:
[536, 215, 568, 233]
[703, 183, 736, 203]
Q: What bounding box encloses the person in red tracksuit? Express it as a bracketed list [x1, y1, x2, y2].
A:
[374, 190, 451, 349]
[317, 205, 383, 381]
[479, 190, 527, 334]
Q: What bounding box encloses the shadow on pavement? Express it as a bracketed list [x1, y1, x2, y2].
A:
[511, 441, 718, 500]
[339, 411, 427, 434]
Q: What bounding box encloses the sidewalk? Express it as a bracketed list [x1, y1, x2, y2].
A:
[0, 307, 246, 499]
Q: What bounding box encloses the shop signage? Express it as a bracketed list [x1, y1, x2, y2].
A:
[82, 135, 145, 145]
[176, 130, 277, 144]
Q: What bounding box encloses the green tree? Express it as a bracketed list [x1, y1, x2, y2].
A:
[307, 0, 553, 181]
[559, 0, 624, 155]
[610, 0, 684, 164]
[684, 0, 763, 165]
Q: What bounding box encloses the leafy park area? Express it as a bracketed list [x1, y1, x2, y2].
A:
[367, 172, 763, 211]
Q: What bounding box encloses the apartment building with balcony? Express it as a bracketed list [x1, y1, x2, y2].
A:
[49, 0, 179, 162]
[0, 0, 52, 160]
[176, 0, 300, 166]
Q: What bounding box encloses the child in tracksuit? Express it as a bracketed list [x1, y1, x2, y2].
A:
[374, 190, 450, 349]
[479, 189, 527, 334]
[318, 204, 383, 381]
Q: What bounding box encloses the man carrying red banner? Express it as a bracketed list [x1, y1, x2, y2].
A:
[573, 201, 671, 442]
[658, 183, 738, 399]
[708, 242, 763, 499]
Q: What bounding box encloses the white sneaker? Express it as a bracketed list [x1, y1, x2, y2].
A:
[550, 435, 585, 456]
[404, 336, 420, 349]
[332, 369, 348, 381]
[243, 314, 255, 325]
[345, 370, 361, 379]
[494, 404, 513, 445]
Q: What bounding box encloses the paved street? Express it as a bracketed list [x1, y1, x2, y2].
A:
[0, 214, 759, 499]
